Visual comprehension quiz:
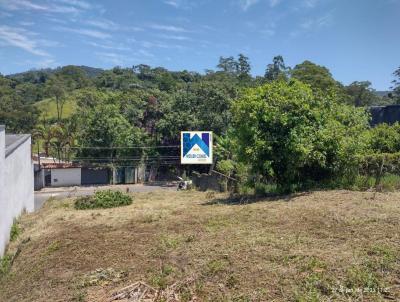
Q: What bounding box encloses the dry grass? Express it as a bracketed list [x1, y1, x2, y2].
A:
[0, 190, 399, 301]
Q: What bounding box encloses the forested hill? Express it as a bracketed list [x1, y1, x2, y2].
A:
[0, 55, 399, 137]
[6, 65, 104, 82]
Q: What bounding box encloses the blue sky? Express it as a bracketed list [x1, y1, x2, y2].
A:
[0, 0, 399, 90]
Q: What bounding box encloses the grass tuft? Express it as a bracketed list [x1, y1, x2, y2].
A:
[10, 220, 21, 242]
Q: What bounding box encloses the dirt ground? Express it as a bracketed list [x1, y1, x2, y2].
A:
[0, 190, 399, 301]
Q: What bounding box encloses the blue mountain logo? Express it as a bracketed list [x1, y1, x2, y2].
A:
[182, 133, 210, 157]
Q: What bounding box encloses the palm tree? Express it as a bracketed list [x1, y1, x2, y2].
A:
[33, 124, 54, 157]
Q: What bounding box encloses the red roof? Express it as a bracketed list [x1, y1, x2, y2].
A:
[42, 163, 82, 169]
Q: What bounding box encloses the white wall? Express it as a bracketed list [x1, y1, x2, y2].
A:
[0, 133, 34, 257]
[51, 168, 81, 187]
[0, 127, 6, 257]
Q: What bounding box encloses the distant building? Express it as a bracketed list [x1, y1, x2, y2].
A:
[370, 105, 400, 127]
[0, 125, 34, 256]
[36, 163, 140, 188]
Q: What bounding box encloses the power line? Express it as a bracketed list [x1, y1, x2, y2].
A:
[70, 145, 180, 150]
[73, 158, 180, 161]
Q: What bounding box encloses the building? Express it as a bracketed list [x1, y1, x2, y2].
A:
[370, 105, 400, 127]
[36, 163, 140, 188]
[0, 125, 34, 257]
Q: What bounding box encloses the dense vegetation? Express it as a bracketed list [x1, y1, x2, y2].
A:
[74, 190, 133, 210]
[1, 55, 400, 192]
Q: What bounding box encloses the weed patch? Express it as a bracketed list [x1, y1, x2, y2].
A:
[0, 254, 12, 277]
[10, 220, 21, 242]
[74, 190, 132, 210]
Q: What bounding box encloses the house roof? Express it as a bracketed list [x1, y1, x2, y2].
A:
[42, 163, 82, 169]
[5, 134, 31, 158]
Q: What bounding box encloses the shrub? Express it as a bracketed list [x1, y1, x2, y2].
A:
[74, 190, 132, 210]
[231, 80, 370, 193]
[367, 122, 400, 154]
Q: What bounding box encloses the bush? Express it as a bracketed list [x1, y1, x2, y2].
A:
[231, 80, 370, 193]
[74, 190, 132, 210]
[367, 123, 400, 154]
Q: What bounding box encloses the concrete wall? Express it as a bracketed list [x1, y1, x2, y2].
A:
[0, 127, 6, 257]
[0, 131, 34, 257]
[51, 168, 81, 187]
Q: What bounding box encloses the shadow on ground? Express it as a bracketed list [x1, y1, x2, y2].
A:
[202, 191, 312, 206]
[143, 181, 177, 188]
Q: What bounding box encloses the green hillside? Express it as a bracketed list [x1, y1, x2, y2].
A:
[34, 97, 77, 120]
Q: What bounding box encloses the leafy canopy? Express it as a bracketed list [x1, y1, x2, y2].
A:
[231, 80, 369, 192]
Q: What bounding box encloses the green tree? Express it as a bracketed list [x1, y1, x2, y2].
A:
[291, 60, 344, 95]
[367, 123, 400, 154]
[392, 66, 400, 104]
[264, 55, 290, 82]
[217, 56, 238, 74]
[33, 123, 57, 157]
[45, 76, 66, 122]
[237, 54, 251, 83]
[46, 66, 91, 122]
[0, 75, 39, 133]
[345, 81, 379, 107]
[75, 104, 143, 159]
[231, 80, 369, 192]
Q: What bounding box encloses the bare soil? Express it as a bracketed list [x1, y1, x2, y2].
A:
[0, 190, 399, 301]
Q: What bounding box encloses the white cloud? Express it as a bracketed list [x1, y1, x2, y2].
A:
[260, 28, 275, 36]
[163, 0, 195, 9]
[158, 34, 191, 41]
[55, 27, 111, 39]
[24, 58, 57, 68]
[269, 0, 282, 7]
[87, 41, 130, 51]
[149, 24, 190, 32]
[239, 0, 260, 11]
[140, 41, 186, 50]
[2, 0, 79, 13]
[302, 0, 319, 8]
[85, 19, 119, 30]
[56, 0, 91, 10]
[19, 21, 35, 26]
[0, 25, 49, 56]
[239, 0, 281, 11]
[291, 12, 333, 37]
[164, 0, 180, 7]
[0, 11, 13, 18]
[96, 50, 152, 66]
[137, 49, 154, 58]
[96, 52, 125, 65]
[301, 13, 332, 29]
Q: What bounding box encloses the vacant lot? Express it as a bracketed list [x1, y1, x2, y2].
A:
[0, 190, 399, 301]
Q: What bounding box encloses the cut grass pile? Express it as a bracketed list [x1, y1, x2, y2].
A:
[74, 190, 133, 210]
[0, 190, 399, 301]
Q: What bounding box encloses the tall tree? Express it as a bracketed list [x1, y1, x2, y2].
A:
[217, 56, 238, 74]
[291, 60, 342, 94]
[345, 81, 379, 107]
[0, 75, 39, 133]
[237, 54, 251, 83]
[392, 66, 400, 104]
[75, 103, 143, 159]
[264, 55, 290, 82]
[45, 76, 67, 123]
